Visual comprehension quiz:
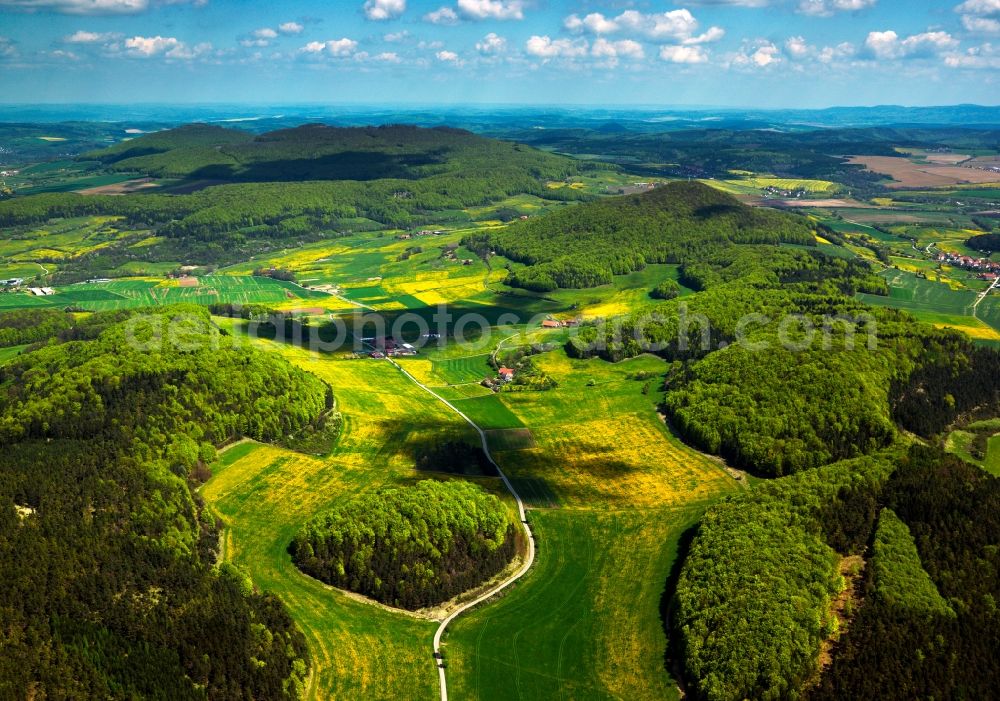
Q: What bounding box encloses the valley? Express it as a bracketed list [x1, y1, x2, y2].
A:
[2, 111, 1000, 701]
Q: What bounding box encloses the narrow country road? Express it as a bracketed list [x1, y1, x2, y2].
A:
[386, 358, 536, 701]
[973, 275, 1000, 314]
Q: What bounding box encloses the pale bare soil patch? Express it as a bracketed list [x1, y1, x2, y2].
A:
[776, 198, 874, 208]
[76, 177, 160, 195]
[849, 155, 1000, 188]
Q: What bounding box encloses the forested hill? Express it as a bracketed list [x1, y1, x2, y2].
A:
[0, 305, 331, 698]
[466, 181, 816, 290]
[83, 122, 582, 183]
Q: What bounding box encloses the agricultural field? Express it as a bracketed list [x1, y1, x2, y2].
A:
[859, 268, 1000, 341]
[848, 155, 1000, 188]
[443, 506, 702, 701]
[0, 215, 146, 271]
[0, 275, 328, 311]
[439, 349, 735, 699]
[705, 175, 840, 198]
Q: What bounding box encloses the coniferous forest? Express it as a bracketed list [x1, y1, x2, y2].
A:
[0, 305, 331, 699]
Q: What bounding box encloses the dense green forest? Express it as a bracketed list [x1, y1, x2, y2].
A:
[84, 123, 582, 184]
[812, 449, 1000, 699]
[673, 453, 895, 701]
[0, 308, 74, 348]
[290, 480, 517, 610]
[465, 182, 817, 291]
[672, 443, 1000, 701]
[0, 305, 331, 698]
[966, 232, 1000, 252]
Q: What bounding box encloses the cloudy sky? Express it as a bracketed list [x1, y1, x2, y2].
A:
[0, 0, 997, 107]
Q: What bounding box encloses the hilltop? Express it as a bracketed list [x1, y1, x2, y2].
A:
[467, 181, 816, 290]
[83, 123, 581, 183]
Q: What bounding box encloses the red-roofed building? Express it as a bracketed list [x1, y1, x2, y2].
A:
[498, 367, 515, 381]
[542, 319, 561, 328]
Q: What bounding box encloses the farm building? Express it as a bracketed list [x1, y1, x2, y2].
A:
[541, 319, 561, 329]
[498, 367, 515, 381]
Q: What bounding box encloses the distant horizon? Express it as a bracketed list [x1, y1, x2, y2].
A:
[1, 101, 999, 111]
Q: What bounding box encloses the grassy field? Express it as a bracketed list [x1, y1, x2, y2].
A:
[202, 343, 487, 700]
[859, 268, 1000, 341]
[0, 275, 328, 311]
[443, 506, 702, 701]
[440, 349, 735, 699]
[0, 344, 29, 366]
[945, 419, 1000, 477]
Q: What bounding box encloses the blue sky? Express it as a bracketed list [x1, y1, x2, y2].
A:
[0, 0, 997, 107]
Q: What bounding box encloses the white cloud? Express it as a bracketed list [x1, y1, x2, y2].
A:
[864, 29, 957, 59]
[955, 0, 1000, 14]
[785, 35, 810, 57]
[564, 12, 618, 34]
[253, 28, 278, 39]
[563, 9, 722, 45]
[475, 32, 506, 54]
[781, 35, 856, 63]
[945, 41, 1000, 67]
[963, 15, 1000, 33]
[685, 26, 725, 45]
[373, 51, 400, 62]
[797, 0, 876, 16]
[591, 37, 644, 60]
[0, 0, 203, 14]
[424, 6, 458, 24]
[64, 29, 119, 42]
[364, 0, 405, 21]
[278, 22, 303, 35]
[660, 44, 709, 63]
[456, 0, 524, 21]
[682, 0, 769, 6]
[818, 41, 855, 62]
[124, 34, 210, 59]
[384, 30, 409, 42]
[436, 49, 459, 61]
[525, 35, 588, 59]
[48, 48, 80, 59]
[124, 34, 180, 56]
[729, 40, 782, 68]
[300, 38, 359, 57]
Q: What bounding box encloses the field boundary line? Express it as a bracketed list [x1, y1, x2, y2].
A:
[387, 357, 535, 701]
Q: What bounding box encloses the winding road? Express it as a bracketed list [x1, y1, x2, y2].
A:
[386, 357, 536, 701]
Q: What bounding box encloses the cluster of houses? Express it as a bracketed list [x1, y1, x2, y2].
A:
[541, 317, 580, 329]
[0, 277, 24, 288]
[366, 337, 419, 359]
[28, 287, 56, 296]
[611, 182, 661, 196]
[0, 169, 19, 177]
[936, 251, 1000, 280]
[762, 186, 807, 199]
[397, 230, 446, 241]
